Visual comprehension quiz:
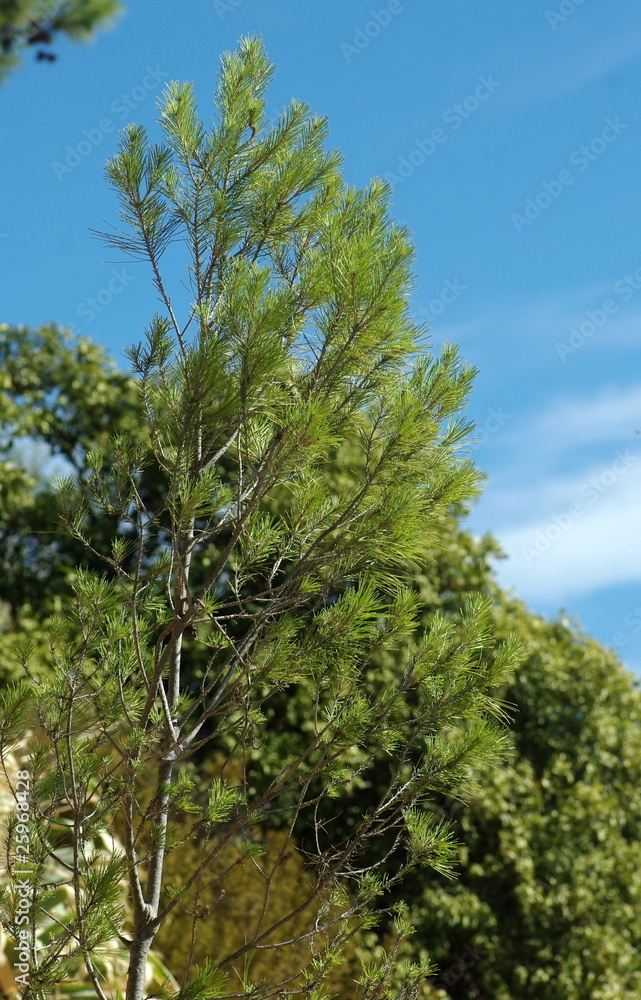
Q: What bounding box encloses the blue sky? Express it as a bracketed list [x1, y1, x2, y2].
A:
[2, 0, 641, 669]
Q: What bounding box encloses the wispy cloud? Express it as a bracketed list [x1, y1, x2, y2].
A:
[502, 33, 641, 110]
[533, 384, 641, 447]
[471, 385, 641, 601]
[491, 383, 641, 479]
[495, 465, 641, 600]
[437, 281, 641, 366]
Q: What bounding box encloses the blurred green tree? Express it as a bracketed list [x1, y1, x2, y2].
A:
[0, 323, 150, 628]
[0, 0, 121, 80]
[412, 579, 641, 1000]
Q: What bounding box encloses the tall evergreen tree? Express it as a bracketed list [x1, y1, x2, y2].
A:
[0, 38, 519, 1000]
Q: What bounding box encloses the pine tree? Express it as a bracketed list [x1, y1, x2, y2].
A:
[0, 38, 521, 1000]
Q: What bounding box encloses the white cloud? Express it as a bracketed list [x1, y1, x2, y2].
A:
[433, 280, 641, 605]
[471, 388, 641, 601]
[495, 468, 641, 600]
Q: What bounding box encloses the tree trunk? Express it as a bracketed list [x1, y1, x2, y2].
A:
[125, 931, 154, 1000]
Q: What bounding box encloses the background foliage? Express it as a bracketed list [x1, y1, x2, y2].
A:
[1, 321, 641, 999]
[0, 0, 121, 79]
